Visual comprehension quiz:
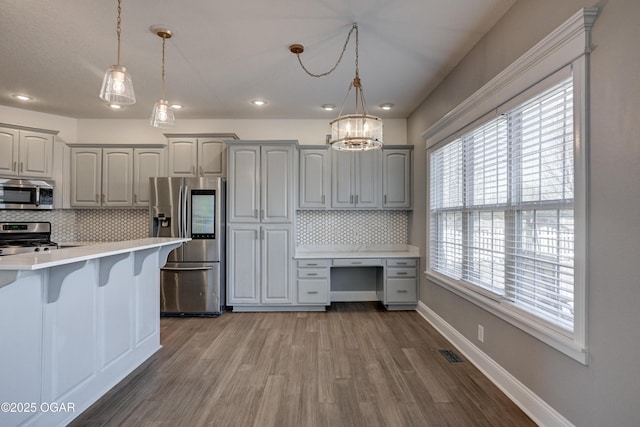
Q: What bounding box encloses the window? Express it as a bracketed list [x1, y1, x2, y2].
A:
[424, 9, 595, 363]
[431, 77, 575, 328]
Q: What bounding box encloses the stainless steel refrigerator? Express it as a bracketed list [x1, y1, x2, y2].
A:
[149, 176, 225, 315]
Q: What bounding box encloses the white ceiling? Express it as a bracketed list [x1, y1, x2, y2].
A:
[0, 0, 515, 120]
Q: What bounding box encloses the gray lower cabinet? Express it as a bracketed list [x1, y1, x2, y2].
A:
[227, 222, 293, 306]
[382, 258, 419, 308]
[296, 259, 330, 305]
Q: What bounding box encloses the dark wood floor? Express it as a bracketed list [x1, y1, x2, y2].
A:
[70, 302, 535, 427]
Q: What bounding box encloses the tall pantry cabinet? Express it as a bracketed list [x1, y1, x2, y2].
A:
[226, 141, 296, 309]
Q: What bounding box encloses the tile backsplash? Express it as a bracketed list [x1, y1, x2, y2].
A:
[0, 209, 408, 246]
[296, 210, 408, 246]
[0, 209, 148, 242]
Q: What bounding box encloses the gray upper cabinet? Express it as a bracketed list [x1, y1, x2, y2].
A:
[228, 142, 295, 223]
[382, 147, 413, 209]
[298, 147, 330, 209]
[0, 126, 54, 179]
[331, 150, 381, 209]
[167, 136, 231, 177]
[133, 148, 166, 207]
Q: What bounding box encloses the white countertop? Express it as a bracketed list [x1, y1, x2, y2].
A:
[295, 244, 420, 259]
[0, 238, 188, 271]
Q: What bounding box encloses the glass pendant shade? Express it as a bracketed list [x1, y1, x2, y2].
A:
[150, 99, 175, 128]
[99, 65, 136, 105]
[330, 114, 383, 151]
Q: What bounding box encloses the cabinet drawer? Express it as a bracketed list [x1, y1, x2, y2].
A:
[297, 279, 330, 304]
[332, 258, 382, 267]
[386, 278, 418, 303]
[297, 268, 328, 279]
[386, 267, 417, 278]
[297, 259, 330, 268]
[386, 258, 417, 267]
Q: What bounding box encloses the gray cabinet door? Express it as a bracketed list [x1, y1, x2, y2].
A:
[331, 151, 355, 208]
[133, 148, 166, 207]
[102, 148, 133, 206]
[198, 139, 225, 177]
[228, 145, 260, 223]
[382, 149, 412, 209]
[0, 127, 19, 176]
[354, 150, 380, 208]
[261, 225, 292, 304]
[299, 148, 330, 209]
[227, 225, 261, 304]
[168, 138, 197, 176]
[261, 145, 294, 222]
[71, 147, 102, 207]
[19, 131, 53, 178]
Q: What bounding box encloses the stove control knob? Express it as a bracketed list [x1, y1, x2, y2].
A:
[43, 247, 49, 252]
[34, 247, 40, 252]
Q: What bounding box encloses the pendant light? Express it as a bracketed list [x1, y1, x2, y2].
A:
[290, 24, 383, 151]
[150, 26, 175, 128]
[99, 0, 136, 105]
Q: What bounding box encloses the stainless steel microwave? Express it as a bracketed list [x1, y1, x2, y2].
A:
[0, 178, 54, 210]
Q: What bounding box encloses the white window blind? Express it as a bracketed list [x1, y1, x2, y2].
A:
[429, 77, 575, 331]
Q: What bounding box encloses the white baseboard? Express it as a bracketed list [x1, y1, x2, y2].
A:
[330, 291, 378, 302]
[416, 301, 573, 427]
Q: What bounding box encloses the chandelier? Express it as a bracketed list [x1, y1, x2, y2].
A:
[290, 24, 383, 151]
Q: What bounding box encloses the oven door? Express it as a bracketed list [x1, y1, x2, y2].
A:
[160, 262, 223, 315]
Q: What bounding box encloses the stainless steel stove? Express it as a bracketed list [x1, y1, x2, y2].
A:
[0, 222, 58, 256]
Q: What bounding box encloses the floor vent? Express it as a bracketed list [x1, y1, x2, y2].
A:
[438, 349, 464, 363]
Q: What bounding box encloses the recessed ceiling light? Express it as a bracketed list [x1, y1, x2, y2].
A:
[322, 104, 335, 111]
[170, 104, 183, 110]
[108, 104, 122, 109]
[380, 103, 394, 111]
[251, 99, 267, 106]
[12, 93, 33, 102]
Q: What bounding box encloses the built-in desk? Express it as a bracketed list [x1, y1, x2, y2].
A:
[294, 244, 420, 310]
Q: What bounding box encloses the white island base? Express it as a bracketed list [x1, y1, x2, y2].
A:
[0, 238, 187, 427]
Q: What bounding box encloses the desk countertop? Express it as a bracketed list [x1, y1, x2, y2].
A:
[294, 244, 420, 260]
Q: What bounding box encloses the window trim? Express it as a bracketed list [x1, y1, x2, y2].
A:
[423, 8, 597, 365]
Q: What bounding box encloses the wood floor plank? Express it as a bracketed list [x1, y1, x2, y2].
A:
[70, 302, 536, 427]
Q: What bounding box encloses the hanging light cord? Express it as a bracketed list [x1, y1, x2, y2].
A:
[115, 0, 122, 65]
[161, 35, 167, 99]
[294, 23, 359, 79]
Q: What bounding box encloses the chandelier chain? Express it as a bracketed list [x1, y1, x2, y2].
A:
[115, 0, 122, 65]
[295, 23, 359, 78]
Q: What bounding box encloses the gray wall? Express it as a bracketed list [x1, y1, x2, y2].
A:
[408, 1, 640, 426]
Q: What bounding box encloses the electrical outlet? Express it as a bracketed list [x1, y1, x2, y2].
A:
[477, 325, 484, 343]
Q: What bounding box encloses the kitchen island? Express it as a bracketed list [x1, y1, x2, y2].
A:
[0, 238, 187, 427]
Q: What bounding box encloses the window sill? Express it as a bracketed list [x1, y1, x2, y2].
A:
[425, 270, 588, 365]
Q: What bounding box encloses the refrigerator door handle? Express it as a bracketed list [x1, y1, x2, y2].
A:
[161, 266, 214, 271]
[177, 185, 183, 238]
[182, 185, 189, 238]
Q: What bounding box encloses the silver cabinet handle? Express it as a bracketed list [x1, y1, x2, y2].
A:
[307, 291, 319, 294]
[161, 266, 214, 271]
[192, 165, 196, 174]
[134, 194, 137, 203]
[384, 195, 387, 204]
[261, 209, 264, 219]
[254, 209, 258, 218]
[199, 165, 203, 176]
[12, 161, 16, 172]
[321, 195, 325, 204]
[355, 194, 359, 204]
[307, 273, 318, 276]
[20, 162, 23, 173]
[95, 193, 99, 202]
[351, 261, 363, 265]
[396, 262, 407, 265]
[307, 263, 318, 266]
[397, 290, 408, 293]
[101, 194, 105, 204]
[350, 195, 353, 203]
[397, 272, 408, 275]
